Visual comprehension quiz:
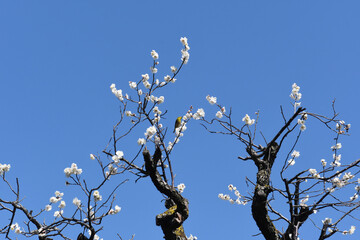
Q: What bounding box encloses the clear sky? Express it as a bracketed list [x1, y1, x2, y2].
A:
[1, 1, 360, 239]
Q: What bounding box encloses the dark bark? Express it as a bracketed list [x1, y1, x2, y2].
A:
[251, 142, 281, 240]
[143, 147, 189, 240]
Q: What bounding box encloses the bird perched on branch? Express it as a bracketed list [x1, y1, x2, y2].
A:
[173, 116, 182, 133]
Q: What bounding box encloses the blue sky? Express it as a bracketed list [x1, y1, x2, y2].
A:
[1, 1, 360, 239]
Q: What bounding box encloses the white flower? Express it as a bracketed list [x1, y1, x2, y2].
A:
[322, 218, 332, 225]
[45, 205, 52, 211]
[180, 37, 188, 46]
[0, 163, 11, 175]
[321, 159, 327, 167]
[54, 210, 63, 218]
[164, 75, 171, 82]
[291, 150, 300, 158]
[206, 95, 217, 105]
[143, 80, 151, 89]
[129, 81, 137, 89]
[73, 197, 81, 208]
[138, 89, 143, 95]
[93, 190, 102, 202]
[170, 66, 177, 73]
[216, 111, 223, 118]
[151, 50, 159, 60]
[242, 114, 255, 126]
[331, 143, 342, 150]
[177, 183, 186, 193]
[193, 108, 205, 120]
[114, 205, 121, 214]
[50, 197, 59, 203]
[110, 83, 115, 89]
[125, 111, 132, 117]
[300, 124, 306, 131]
[300, 195, 309, 206]
[349, 226, 356, 235]
[157, 96, 165, 104]
[150, 67, 158, 74]
[145, 126, 157, 139]
[181, 49, 190, 64]
[58, 200, 66, 209]
[288, 159, 296, 166]
[290, 83, 302, 101]
[137, 138, 146, 145]
[142, 74, 149, 81]
[90, 154, 95, 160]
[187, 234, 197, 240]
[55, 191, 64, 198]
[350, 193, 358, 201]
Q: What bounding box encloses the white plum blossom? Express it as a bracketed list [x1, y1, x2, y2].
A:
[164, 75, 171, 82]
[321, 159, 327, 167]
[11, 223, 21, 234]
[142, 73, 149, 81]
[145, 125, 157, 139]
[331, 143, 342, 150]
[350, 193, 358, 201]
[300, 195, 309, 206]
[90, 154, 95, 160]
[206, 95, 217, 105]
[309, 169, 320, 178]
[45, 205, 52, 211]
[180, 37, 188, 46]
[216, 111, 223, 118]
[193, 108, 205, 120]
[151, 50, 159, 60]
[170, 66, 177, 73]
[177, 183, 186, 193]
[54, 210, 63, 218]
[110, 84, 124, 101]
[112, 151, 124, 163]
[73, 197, 81, 208]
[242, 114, 255, 126]
[129, 81, 137, 89]
[150, 66, 158, 74]
[138, 89, 143, 95]
[93, 190, 102, 202]
[157, 96, 165, 104]
[291, 150, 300, 158]
[58, 200, 66, 209]
[64, 163, 83, 177]
[125, 110, 132, 117]
[114, 205, 121, 214]
[0, 163, 10, 175]
[290, 83, 302, 101]
[181, 49, 190, 64]
[137, 138, 146, 145]
[187, 234, 197, 240]
[322, 218, 332, 225]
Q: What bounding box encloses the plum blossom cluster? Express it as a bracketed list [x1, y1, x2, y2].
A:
[10, 222, 21, 234]
[93, 190, 102, 202]
[110, 83, 124, 101]
[177, 183, 186, 193]
[206, 95, 217, 105]
[308, 168, 320, 179]
[187, 234, 198, 240]
[0, 163, 10, 175]
[180, 37, 190, 64]
[64, 163, 83, 177]
[218, 184, 247, 205]
[108, 205, 121, 215]
[336, 120, 351, 134]
[297, 113, 307, 131]
[192, 108, 205, 120]
[112, 150, 124, 163]
[329, 172, 354, 191]
[242, 114, 255, 126]
[290, 83, 302, 113]
[45, 191, 64, 212]
[288, 150, 300, 166]
[331, 142, 342, 167]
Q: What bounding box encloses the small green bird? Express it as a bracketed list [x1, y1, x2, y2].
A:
[173, 116, 182, 133]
